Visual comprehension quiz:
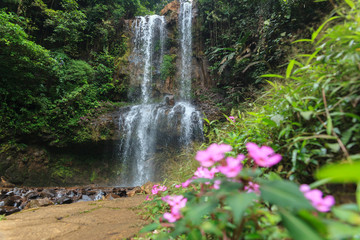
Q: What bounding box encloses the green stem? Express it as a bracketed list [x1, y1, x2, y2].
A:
[356, 182, 360, 211]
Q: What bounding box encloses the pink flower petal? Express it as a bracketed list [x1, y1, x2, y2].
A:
[163, 212, 178, 223]
[300, 184, 311, 193]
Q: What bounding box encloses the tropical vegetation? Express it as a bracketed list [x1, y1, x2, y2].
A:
[138, 0, 360, 239]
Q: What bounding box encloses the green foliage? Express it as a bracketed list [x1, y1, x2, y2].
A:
[41, 0, 87, 55]
[140, 140, 360, 240]
[160, 54, 177, 81]
[196, 0, 331, 106]
[211, 1, 360, 181]
[57, 59, 95, 95]
[0, 0, 168, 145]
[0, 10, 56, 137]
[139, 145, 344, 240]
[138, 3, 360, 238]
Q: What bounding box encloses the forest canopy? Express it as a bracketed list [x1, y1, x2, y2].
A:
[0, 0, 171, 145]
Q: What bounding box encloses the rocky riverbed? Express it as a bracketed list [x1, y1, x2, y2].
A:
[0, 186, 142, 216]
[0, 194, 148, 240]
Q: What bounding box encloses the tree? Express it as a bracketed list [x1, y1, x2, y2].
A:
[0, 10, 56, 137]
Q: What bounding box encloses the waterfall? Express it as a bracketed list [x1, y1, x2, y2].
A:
[179, 0, 193, 101]
[118, 2, 203, 187]
[132, 16, 166, 103]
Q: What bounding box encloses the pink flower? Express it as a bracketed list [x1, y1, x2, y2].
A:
[162, 195, 187, 211]
[228, 116, 236, 122]
[145, 195, 153, 201]
[194, 167, 219, 179]
[182, 179, 192, 188]
[162, 195, 187, 223]
[217, 154, 244, 178]
[246, 143, 282, 167]
[158, 185, 167, 192]
[213, 180, 221, 190]
[151, 185, 159, 195]
[300, 184, 311, 193]
[244, 182, 260, 195]
[175, 184, 181, 188]
[163, 212, 179, 223]
[300, 184, 335, 212]
[151, 185, 167, 195]
[195, 143, 233, 167]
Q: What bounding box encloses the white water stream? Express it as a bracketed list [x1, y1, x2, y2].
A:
[118, 1, 203, 186]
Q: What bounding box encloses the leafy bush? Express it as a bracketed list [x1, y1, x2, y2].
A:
[211, 0, 360, 181]
[160, 54, 177, 81]
[56, 59, 95, 95]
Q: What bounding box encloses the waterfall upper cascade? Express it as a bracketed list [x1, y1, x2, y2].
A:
[118, 1, 203, 187]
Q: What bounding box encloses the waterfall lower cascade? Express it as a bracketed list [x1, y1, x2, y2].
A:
[118, 1, 203, 187]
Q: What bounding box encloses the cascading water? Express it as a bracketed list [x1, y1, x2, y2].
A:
[132, 16, 166, 103]
[118, 1, 203, 187]
[179, 0, 193, 101]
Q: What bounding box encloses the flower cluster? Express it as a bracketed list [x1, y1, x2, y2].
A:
[244, 181, 260, 195]
[162, 195, 187, 223]
[195, 143, 232, 167]
[179, 143, 282, 191]
[246, 143, 282, 167]
[151, 185, 167, 195]
[218, 154, 244, 178]
[161, 143, 282, 223]
[194, 167, 219, 180]
[300, 184, 335, 212]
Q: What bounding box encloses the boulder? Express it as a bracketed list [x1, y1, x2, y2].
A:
[0, 176, 15, 188]
[81, 195, 92, 202]
[127, 187, 142, 197]
[25, 190, 39, 199]
[165, 95, 175, 106]
[40, 188, 56, 198]
[3, 195, 22, 207]
[0, 206, 20, 215]
[113, 188, 127, 197]
[141, 182, 156, 195]
[24, 197, 53, 209]
[55, 196, 72, 205]
[105, 193, 121, 200]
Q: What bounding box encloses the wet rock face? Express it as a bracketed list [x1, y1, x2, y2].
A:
[0, 148, 50, 186]
[161, 0, 180, 24]
[0, 186, 131, 216]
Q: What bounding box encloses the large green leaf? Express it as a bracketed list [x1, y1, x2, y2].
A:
[261, 74, 284, 79]
[300, 111, 314, 120]
[286, 60, 296, 78]
[225, 192, 257, 224]
[188, 229, 203, 240]
[298, 210, 328, 235]
[327, 220, 360, 239]
[201, 221, 223, 237]
[344, 0, 355, 8]
[280, 209, 324, 240]
[316, 162, 360, 183]
[260, 180, 313, 210]
[186, 200, 218, 225]
[139, 222, 160, 233]
[333, 206, 360, 225]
